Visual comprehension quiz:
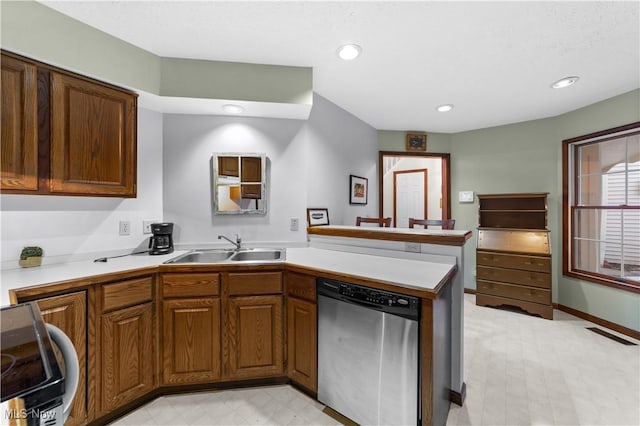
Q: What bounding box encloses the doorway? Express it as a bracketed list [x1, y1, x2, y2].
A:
[379, 151, 451, 228]
[394, 169, 427, 228]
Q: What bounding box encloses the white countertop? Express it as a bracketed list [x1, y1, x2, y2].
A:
[286, 247, 454, 291]
[1, 247, 455, 305]
[0, 251, 186, 305]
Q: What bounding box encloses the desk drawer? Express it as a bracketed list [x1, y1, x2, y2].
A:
[228, 272, 282, 296]
[285, 272, 316, 302]
[477, 279, 550, 305]
[162, 273, 220, 298]
[477, 265, 551, 289]
[477, 251, 550, 272]
[102, 277, 152, 312]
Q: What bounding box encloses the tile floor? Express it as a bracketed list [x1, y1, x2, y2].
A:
[112, 294, 640, 425]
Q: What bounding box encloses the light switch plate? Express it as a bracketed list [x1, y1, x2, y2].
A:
[458, 191, 474, 203]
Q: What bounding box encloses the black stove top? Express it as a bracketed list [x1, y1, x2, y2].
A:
[1, 303, 65, 409]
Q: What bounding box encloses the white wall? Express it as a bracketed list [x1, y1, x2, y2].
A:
[0, 108, 164, 267]
[305, 95, 379, 226]
[162, 93, 378, 247]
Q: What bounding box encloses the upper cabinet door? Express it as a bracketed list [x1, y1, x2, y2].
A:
[1, 53, 38, 191]
[50, 72, 136, 196]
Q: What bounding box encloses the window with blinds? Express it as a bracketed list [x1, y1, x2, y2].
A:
[563, 122, 640, 292]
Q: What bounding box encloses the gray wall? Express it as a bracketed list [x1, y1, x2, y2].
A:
[1, 1, 312, 105]
[162, 93, 378, 246]
[378, 130, 452, 153]
[449, 89, 640, 331]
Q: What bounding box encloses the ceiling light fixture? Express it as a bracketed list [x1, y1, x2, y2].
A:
[337, 44, 362, 60]
[551, 76, 579, 89]
[436, 104, 454, 112]
[222, 104, 244, 114]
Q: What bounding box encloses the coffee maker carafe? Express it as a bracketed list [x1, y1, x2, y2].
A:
[148, 222, 174, 255]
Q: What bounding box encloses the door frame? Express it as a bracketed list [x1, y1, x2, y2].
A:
[379, 151, 451, 222]
[393, 168, 428, 228]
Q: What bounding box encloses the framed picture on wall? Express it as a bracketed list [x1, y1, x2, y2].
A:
[307, 208, 330, 226]
[406, 133, 428, 151]
[349, 175, 368, 205]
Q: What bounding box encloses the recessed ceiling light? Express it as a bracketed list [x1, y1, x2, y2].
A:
[222, 104, 244, 114]
[436, 104, 454, 112]
[337, 44, 362, 60]
[551, 76, 579, 89]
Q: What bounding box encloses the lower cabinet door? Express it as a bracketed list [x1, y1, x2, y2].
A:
[101, 303, 153, 413]
[228, 295, 283, 379]
[163, 298, 221, 384]
[287, 297, 317, 392]
[36, 291, 89, 426]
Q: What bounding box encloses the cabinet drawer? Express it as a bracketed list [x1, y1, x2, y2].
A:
[228, 272, 282, 296]
[163, 273, 220, 298]
[102, 277, 152, 312]
[477, 280, 550, 305]
[285, 272, 316, 302]
[477, 251, 550, 272]
[477, 265, 551, 289]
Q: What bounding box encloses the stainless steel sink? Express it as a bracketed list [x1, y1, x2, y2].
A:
[164, 250, 234, 264]
[229, 249, 284, 262]
[164, 248, 284, 264]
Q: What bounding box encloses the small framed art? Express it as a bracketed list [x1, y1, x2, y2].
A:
[306, 208, 330, 226]
[349, 175, 368, 205]
[406, 133, 427, 151]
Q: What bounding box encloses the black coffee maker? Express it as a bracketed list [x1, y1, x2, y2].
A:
[148, 223, 174, 255]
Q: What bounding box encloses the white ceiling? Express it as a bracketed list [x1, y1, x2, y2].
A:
[40, 1, 639, 133]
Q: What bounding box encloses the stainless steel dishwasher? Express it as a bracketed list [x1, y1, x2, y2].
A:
[317, 278, 420, 426]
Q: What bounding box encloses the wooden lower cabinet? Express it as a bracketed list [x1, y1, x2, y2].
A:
[35, 291, 89, 426]
[286, 297, 317, 392]
[227, 295, 283, 379]
[101, 303, 153, 412]
[163, 298, 221, 384]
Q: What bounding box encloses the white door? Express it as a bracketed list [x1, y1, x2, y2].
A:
[394, 169, 427, 228]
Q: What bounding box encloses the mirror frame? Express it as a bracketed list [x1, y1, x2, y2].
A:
[378, 151, 451, 224]
[211, 152, 267, 215]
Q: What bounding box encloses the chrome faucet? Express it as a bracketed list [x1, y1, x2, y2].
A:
[218, 234, 242, 250]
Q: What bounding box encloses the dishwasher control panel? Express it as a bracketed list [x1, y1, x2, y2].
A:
[317, 278, 420, 320]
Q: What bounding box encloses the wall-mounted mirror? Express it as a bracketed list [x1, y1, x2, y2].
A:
[212, 153, 267, 215]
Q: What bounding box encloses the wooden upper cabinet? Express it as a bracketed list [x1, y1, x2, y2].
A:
[1, 53, 38, 191]
[240, 156, 262, 182]
[0, 50, 137, 197]
[218, 156, 239, 177]
[50, 71, 136, 196]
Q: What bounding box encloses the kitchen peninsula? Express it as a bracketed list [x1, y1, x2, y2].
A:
[2, 232, 467, 426]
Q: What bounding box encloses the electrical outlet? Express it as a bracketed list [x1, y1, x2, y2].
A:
[143, 220, 157, 234]
[119, 220, 131, 236]
[290, 218, 299, 231]
[405, 242, 420, 253]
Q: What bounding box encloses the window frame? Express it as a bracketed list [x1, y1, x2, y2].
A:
[562, 121, 640, 294]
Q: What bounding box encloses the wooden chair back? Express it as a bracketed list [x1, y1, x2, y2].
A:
[408, 218, 456, 230]
[356, 216, 392, 227]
